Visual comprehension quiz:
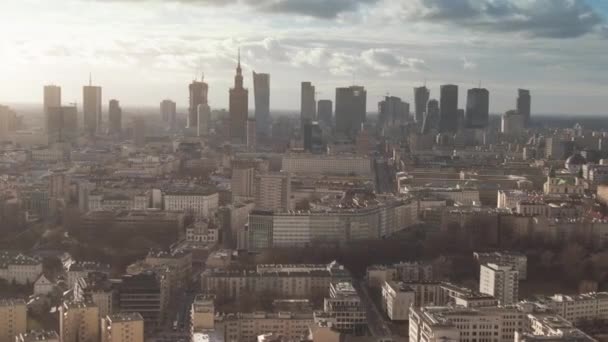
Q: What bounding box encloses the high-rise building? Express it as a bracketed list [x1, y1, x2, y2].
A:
[413, 86, 430, 123]
[501, 110, 525, 136]
[465, 88, 489, 129]
[247, 118, 256, 150]
[254, 172, 291, 212]
[317, 100, 333, 127]
[378, 96, 409, 130]
[0, 299, 26, 342]
[421, 99, 440, 134]
[479, 263, 519, 305]
[189, 75, 208, 129]
[101, 313, 144, 342]
[44, 85, 61, 131]
[439, 84, 458, 133]
[117, 271, 168, 330]
[133, 117, 145, 146]
[253, 72, 270, 138]
[0, 105, 18, 139]
[160, 100, 177, 129]
[517, 89, 531, 127]
[47, 106, 78, 144]
[59, 301, 100, 342]
[229, 51, 248, 144]
[232, 167, 255, 199]
[335, 86, 367, 139]
[301, 82, 316, 126]
[197, 103, 211, 137]
[303, 121, 323, 153]
[108, 99, 122, 135]
[83, 77, 102, 135]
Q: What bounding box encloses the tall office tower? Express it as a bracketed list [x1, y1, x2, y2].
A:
[413, 86, 430, 123]
[59, 301, 100, 342]
[301, 82, 316, 126]
[335, 86, 367, 139]
[133, 117, 145, 146]
[197, 103, 211, 137]
[253, 72, 270, 138]
[465, 88, 489, 129]
[439, 84, 458, 133]
[0, 299, 26, 342]
[254, 172, 292, 212]
[47, 106, 78, 144]
[232, 167, 255, 199]
[378, 96, 409, 129]
[479, 263, 519, 305]
[229, 51, 249, 144]
[108, 99, 122, 135]
[517, 89, 531, 127]
[160, 99, 177, 129]
[189, 75, 208, 129]
[317, 100, 333, 127]
[247, 118, 256, 150]
[101, 313, 144, 342]
[83, 76, 102, 135]
[303, 121, 323, 153]
[44, 85, 61, 131]
[421, 99, 440, 134]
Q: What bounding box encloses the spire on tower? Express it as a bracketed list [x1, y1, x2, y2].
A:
[89, 73, 92, 86]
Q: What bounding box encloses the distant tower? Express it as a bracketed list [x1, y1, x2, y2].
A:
[517, 89, 531, 127]
[247, 118, 257, 151]
[189, 74, 208, 129]
[335, 86, 367, 139]
[421, 99, 440, 134]
[301, 82, 316, 126]
[465, 88, 489, 129]
[198, 103, 211, 137]
[229, 49, 249, 144]
[317, 100, 333, 127]
[47, 105, 78, 144]
[83, 75, 102, 135]
[413, 86, 430, 124]
[133, 117, 145, 146]
[439, 84, 458, 133]
[253, 71, 270, 138]
[160, 99, 177, 130]
[44, 85, 61, 132]
[108, 99, 122, 135]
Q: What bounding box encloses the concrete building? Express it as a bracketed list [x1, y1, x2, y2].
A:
[254, 172, 291, 212]
[543, 292, 608, 323]
[44, 85, 61, 131]
[479, 263, 519, 305]
[301, 82, 316, 126]
[317, 100, 333, 128]
[323, 282, 366, 334]
[515, 313, 595, 342]
[216, 311, 314, 342]
[189, 76, 208, 130]
[414, 86, 430, 124]
[232, 167, 255, 199]
[281, 154, 371, 176]
[101, 313, 144, 342]
[0, 251, 42, 285]
[191, 295, 215, 331]
[0, 299, 26, 342]
[229, 52, 248, 144]
[474, 251, 528, 280]
[253, 72, 270, 138]
[163, 188, 219, 218]
[47, 105, 78, 144]
[517, 89, 531, 127]
[108, 99, 122, 135]
[160, 99, 177, 129]
[378, 96, 409, 130]
[502, 110, 525, 136]
[83, 79, 102, 135]
[15, 330, 59, 342]
[381, 281, 415, 321]
[421, 99, 440, 134]
[198, 103, 211, 137]
[185, 220, 219, 244]
[335, 86, 366, 139]
[367, 261, 433, 288]
[409, 306, 525, 342]
[116, 271, 170, 330]
[59, 301, 100, 342]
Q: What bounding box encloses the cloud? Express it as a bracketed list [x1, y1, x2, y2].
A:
[398, 0, 605, 38]
[361, 48, 428, 75]
[462, 56, 477, 70]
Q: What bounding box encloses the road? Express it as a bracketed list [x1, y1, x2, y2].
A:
[353, 280, 393, 338]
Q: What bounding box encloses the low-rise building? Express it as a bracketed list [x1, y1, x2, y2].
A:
[15, 331, 59, 342]
[101, 313, 144, 342]
[59, 301, 100, 342]
[0, 251, 42, 285]
[323, 282, 366, 334]
[216, 311, 314, 342]
[381, 281, 415, 321]
[542, 292, 608, 323]
[474, 251, 528, 280]
[186, 220, 220, 244]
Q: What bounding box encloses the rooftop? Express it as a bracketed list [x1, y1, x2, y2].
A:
[106, 312, 144, 323]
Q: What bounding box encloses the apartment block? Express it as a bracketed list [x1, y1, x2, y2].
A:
[59, 301, 100, 342]
[381, 281, 415, 321]
[480, 263, 519, 305]
[0, 299, 26, 342]
[101, 313, 144, 342]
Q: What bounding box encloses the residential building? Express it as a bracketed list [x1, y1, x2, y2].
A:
[543, 292, 608, 323]
[59, 301, 100, 342]
[281, 154, 371, 176]
[479, 263, 519, 305]
[0, 251, 42, 285]
[474, 251, 528, 280]
[216, 311, 314, 342]
[367, 261, 433, 288]
[381, 281, 415, 321]
[101, 313, 144, 342]
[254, 172, 291, 212]
[0, 299, 26, 342]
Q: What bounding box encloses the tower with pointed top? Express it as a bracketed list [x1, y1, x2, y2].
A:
[188, 73, 209, 130]
[229, 49, 249, 144]
[83, 74, 102, 135]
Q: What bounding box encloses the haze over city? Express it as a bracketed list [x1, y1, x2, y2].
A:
[1, 0, 608, 114]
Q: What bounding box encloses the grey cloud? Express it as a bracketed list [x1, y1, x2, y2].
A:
[406, 0, 604, 39]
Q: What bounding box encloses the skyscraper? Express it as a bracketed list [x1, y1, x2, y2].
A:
[189, 75, 208, 129]
[108, 99, 122, 135]
[83, 76, 102, 135]
[44, 85, 61, 131]
[317, 100, 333, 127]
[197, 103, 211, 137]
[133, 117, 145, 146]
[247, 118, 256, 150]
[47, 105, 78, 144]
[253, 72, 270, 138]
[465, 88, 489, 129]
[378, 96, 409, 130]
[421, 99, 440, 134]
[517, 89, 531, 127]
[303, 121, 323, 153]
[439, 84, 458, 133]
[301, 82, 316, 126]
[160, 99, 176, 129]
[413, 86, 430, 123]
[335, 86, 367, 139]
[229, 51, 248, 144]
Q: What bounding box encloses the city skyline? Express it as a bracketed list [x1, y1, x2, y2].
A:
[0, 0, 607, 114]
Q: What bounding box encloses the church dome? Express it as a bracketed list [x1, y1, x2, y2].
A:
[565, 153, 587, 173]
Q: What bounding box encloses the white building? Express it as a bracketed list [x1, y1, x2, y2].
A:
[381, 281, 415, 321]
[474, 251, 528, 280]
[544, 292, 608, 323]
[282, 155, 372, 176]
[163, 189, 219, 217]
[186, 220, 219, 243]
[515, 313, 596, 342]
[0, 251, 42, 285]
[479, 263, 519, 305]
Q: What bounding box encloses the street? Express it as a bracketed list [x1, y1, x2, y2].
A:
[353, 280, 393, 338]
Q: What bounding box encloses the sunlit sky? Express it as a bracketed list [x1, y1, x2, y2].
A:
[1, 0, 607, 114]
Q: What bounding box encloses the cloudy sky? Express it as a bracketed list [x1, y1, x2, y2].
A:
[1, 0, 607, 114]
